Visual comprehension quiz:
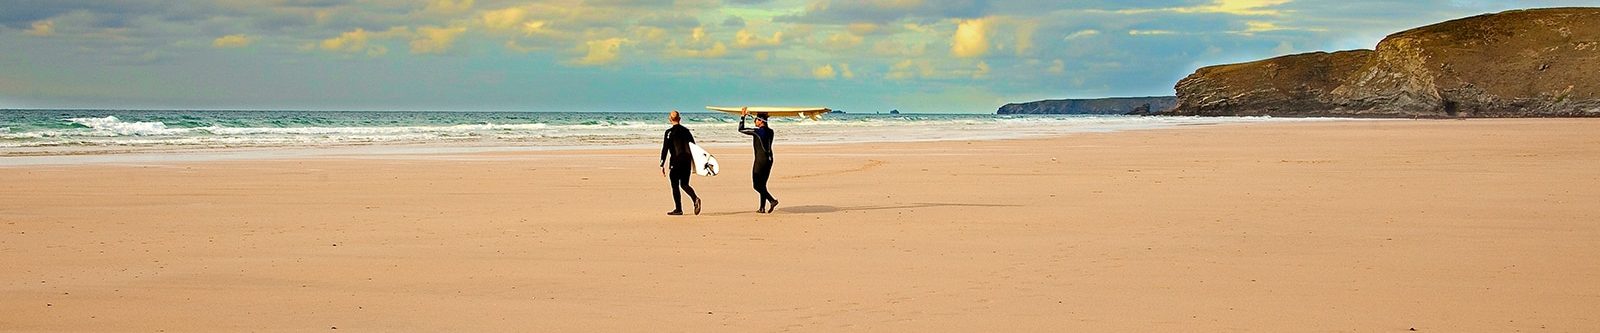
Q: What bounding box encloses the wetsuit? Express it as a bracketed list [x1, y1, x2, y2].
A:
[738, 117, 777, 211]
[660, 124, 697, 213]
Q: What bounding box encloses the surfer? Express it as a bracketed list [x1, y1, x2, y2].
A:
[738, 107, 779, 213]
[660, 110, 701, 216]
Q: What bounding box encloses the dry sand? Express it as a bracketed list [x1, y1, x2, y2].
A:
[2, 119, 1598, 331]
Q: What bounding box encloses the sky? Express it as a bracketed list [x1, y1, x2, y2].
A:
[0, 0, 1593, 113]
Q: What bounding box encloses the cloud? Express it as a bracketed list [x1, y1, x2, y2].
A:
[951, 17, 992, 58]
[211, 34, 252, 48]
[320, 28, 372, 53]
[781, 0, 990, 24]
[424, 0, 474, 14]
[410, 25, 467, 54]
[519, 21, 549, 36]
[1013, 21, 1037, 55]
[1128, 29, 1177, 35]
[574, 38, 627, 66]
[1114, 0, 1295, 16]
[1228, 20, 1324, 35]
[812, 64, 837, 79]
[667, 41, 729, 58]
[734, 29, 782, 48]
[4, 0, 1576, 112]
[318, 28, 402, 57]
[481, 7, 528, 32]
[1191, 0, 1293, 16]
[1064, 29, 1100, 40]
[26, 20, 54, 36]
[847, 22, 880, 35]
[821, 31, 865, 49]
[886, 59, 935, 80]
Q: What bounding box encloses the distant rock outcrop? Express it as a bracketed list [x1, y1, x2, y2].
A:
[1166, 7, 1600, 117]
[997, 96, 1177, 115]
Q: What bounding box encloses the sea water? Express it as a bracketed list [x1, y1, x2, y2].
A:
[0, 109, 1337, 159]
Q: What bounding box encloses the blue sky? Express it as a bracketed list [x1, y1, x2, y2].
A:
[0, 0, 1591, 112]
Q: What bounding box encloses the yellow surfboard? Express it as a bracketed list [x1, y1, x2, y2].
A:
[706, 106, 832, 120]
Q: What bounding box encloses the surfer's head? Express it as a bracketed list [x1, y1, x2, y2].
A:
[755, 113, 769, 127]
[669, 110, 681, 124]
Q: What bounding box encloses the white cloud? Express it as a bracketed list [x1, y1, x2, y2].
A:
[425, 0, 475, 14]
[411, 25, 467, 54]
[212, 34, 252, 48]
[1113, 0, 1294, 16]
[667, 41, 729, 58]
[734, 29, 783, 48]
[482, 7, 529, 32]
[319, 28, 406, 57]
[812, 64, 837, 79]
[26, 20, 54, 36]
[822, 31, 865, 49]
[951, 17, 992, 58]
[1129, 29, 1177, 36]
[321, 29, 373, 53]
[691, 26, 707, 42]
[521, 21, 549, 36]
[847, 22, 880, 35]
[574, 38, 627, 66]
[1064, 29, 1100, 40]
[1013, 20, 1038, 55]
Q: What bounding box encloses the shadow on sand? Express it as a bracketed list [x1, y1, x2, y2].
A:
[704, 202, 1020, 216]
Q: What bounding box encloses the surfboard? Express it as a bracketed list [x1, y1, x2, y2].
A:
[706, 106, 832, 120]
[688, 142, 719, 176]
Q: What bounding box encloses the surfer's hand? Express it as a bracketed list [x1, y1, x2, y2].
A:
[660, 166, 666, 177]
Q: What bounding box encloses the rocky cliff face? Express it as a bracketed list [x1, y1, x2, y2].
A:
[997, 96, 1177, 115]
[1168, 7, 1600, 117]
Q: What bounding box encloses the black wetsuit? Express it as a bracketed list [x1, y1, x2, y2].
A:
[738, 117, 777, 210]
[660, 124, 697, 212]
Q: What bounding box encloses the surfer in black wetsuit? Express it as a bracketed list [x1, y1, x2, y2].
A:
[660, 110, 700, 215]
[738, 108, 779, 213]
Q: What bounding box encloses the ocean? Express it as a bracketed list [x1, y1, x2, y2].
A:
[0, 109, 1328, 159]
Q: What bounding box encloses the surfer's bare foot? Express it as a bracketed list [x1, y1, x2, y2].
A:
[692, 198, 702, 215]
[667, 210, 683, 216]
[766, 200, 778, 214]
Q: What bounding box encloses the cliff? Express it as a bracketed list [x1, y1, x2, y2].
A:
[997, 96, 1177, 115]
[1167, 7, 1600, 117]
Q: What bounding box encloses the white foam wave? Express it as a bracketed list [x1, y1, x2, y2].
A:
[4, 115, 1358, 155]
[199, 122, 552, 135]
[68, 116, 192, 136]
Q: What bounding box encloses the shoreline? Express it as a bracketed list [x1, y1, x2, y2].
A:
[0, 117, 1364, 167]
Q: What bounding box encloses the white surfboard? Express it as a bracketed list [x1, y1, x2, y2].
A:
[706, 106, 832, 120]
[688, 142, 719, 176]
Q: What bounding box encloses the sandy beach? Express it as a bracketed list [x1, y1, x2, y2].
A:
[2, 119, 1598, 331]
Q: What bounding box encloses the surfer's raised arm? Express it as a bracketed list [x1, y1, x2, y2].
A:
[738, 116, 756, 136]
